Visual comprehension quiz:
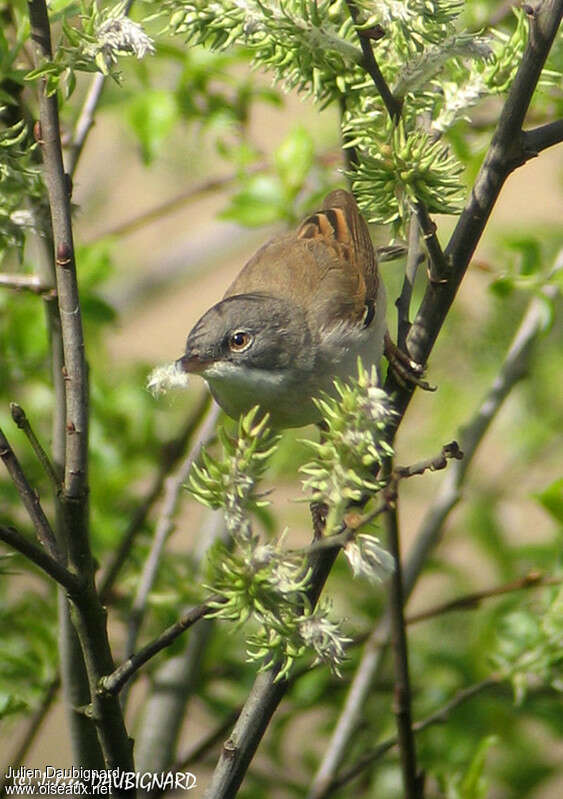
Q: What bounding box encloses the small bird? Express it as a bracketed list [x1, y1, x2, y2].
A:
[177, 190, 388, 428]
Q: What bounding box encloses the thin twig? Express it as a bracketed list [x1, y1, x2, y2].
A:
[66, 0, 136, 177]
[522, 117, 563, 156]
[396, 216, 423, 350]
[344, 0, 402, 121]
[91, 149, 342, 244]
[0, 273, 52, 294]
[393, 441, 463, 480]
[10, 403, 61, 493]
[98, 391, 211, 602]
[329, 678, 500, 794]
[100, 599, 220, 696]
[406, 571, 557, 626]
[413, 200, 450, 285]
[0, 676, 60, 799]
[124, 402, 221, 676]
[0, 524, 80, 592]
[0, 427, 60, 559]
[381, 460, 421, 799]
[344, 0, 447, 348]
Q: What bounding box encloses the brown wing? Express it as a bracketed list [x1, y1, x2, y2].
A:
[225, 189, 379, 327]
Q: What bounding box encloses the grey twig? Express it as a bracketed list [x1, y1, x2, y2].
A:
[100, 599, 220, 697]
[381, 459, 421, 799]
[522, 117, 563, 157]
[10, 403, 61, 493]
[0, 676, 60, 798]
[0, 524, 79, 592]
[344, 0, 402, 121]
[98, 392, 212, 602]
[329, 678, 499, 794]
[27, 1, 134, 782]
[396, 217, 423, 350]
[0, 273, 52, 294]
[393, 441, 463, 480]
[123, 402, 221, 684]
[0, 427, 60, 559]
[413, 200, 450, 285]
[66, 0, 136, 177]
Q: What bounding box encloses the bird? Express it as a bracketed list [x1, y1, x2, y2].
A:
[176, 189, 390, 429]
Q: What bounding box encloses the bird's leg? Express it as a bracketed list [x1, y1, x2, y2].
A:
[384, 331, 436, 391]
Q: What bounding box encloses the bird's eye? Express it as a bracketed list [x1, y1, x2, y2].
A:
[228, 331, 253, 352]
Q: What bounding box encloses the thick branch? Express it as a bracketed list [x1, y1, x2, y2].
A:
[0, 524, 80, 593]
[28, 0, 88, 509]
[27, 2, 134, 786]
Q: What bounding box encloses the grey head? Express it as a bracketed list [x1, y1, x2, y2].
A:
[177, 293, 321, 427]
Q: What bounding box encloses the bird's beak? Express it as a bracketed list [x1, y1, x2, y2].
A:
[175, 353, 209, 374]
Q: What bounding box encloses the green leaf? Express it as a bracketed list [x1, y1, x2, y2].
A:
[535, 478, 563, 525]
[274, 125, 314, 194]
[81, 294, 117, 326]
[127, 89, 179, 164]
[220, 174, 285, 226]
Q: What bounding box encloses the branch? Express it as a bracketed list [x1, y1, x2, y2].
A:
[10, 403, 60, 493]
[0, 524, 80, 593]
[406, 571, 557, 626]
[344, 0, 447, 342]
[98, 392, 211, 602]
[29, 3, 88, 508]
[522, 117, 563, 157]
[0, 676, 60, 799]
[124, 402, 221, 675]
[100, 599, 219, 696]
[204, 543, 339, 799]
[381, 460, 420, 799]
[412, 200, 449, 285]
[329, 678, 500, 794]
[393, 441, 463, 480]
[0, 426, 59, 559]
[27, 1, 134, 781]
[400, 0, 563, 398]
[309, 281, 558, 798]
[396, 216, 423, 349]
[65, 1, 136, 177]
[0, 273, 52, 294]
[344, 0, 402, 121]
